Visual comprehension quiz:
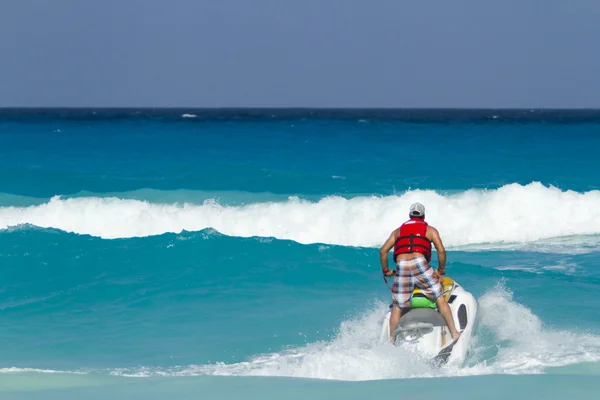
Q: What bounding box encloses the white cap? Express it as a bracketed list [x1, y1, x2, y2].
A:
[409, 202, 425, 217]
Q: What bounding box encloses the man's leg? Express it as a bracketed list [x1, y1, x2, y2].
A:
[389, 306, 409, 342]
[389, 304, 402, 343]
[435, 297, 461, 341]
[390, 260, 413, 343]
[411, 257, 461, 341]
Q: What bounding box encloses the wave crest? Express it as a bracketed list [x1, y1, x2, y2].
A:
[1, 183, 600, 250]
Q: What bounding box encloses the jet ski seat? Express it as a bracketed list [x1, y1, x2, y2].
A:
[398, 308, 446, 330]
[409, 276, 456, 309]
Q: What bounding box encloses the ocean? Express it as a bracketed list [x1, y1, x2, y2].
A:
[1, 108, 600, 399]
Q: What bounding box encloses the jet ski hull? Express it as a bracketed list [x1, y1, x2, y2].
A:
[379, 278, 477, 365]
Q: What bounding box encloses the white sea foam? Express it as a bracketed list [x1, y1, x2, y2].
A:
[107, 282, 600, 381]
[1, 183, 600, 251]
[0, 367, 85, 374]
[181, 114, 197, 118]
[3, 284, 600, 382]
[493, 261, 581, 275]
[5, 285, 600, 382]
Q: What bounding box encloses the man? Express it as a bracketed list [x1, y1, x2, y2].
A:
[379, 202, 461, 343]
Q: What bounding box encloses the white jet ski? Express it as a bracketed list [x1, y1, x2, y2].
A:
[379, 277, 478, 365]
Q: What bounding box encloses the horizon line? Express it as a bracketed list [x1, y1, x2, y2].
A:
[1, 106, 600, 111]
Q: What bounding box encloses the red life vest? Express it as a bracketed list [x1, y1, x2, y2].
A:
[393, 218, 432, 262]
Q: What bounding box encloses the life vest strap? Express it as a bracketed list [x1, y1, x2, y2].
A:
[394, 243, 430, 250]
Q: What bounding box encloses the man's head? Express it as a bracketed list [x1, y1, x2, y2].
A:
[409, 202, 425, 219]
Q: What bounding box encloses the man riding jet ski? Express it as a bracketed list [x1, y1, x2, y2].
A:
[378, 203, 477, 364]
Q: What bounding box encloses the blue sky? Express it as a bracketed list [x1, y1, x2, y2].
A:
[1, 0, 599, 107]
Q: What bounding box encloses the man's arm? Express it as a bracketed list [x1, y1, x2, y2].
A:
[428, 226, 446, 274]
[379, 230, 398, 275]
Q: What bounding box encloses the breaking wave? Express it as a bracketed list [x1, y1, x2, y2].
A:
[1, 183, 600, 251]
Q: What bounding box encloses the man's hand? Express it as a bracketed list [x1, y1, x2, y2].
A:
[383, 268, 397, 277]
[435, 269, 445, 282]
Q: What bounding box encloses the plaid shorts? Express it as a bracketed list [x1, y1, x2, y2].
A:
[392, 256, 443, 308]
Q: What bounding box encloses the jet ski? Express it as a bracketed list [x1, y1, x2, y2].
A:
[379, 277, 478, 365]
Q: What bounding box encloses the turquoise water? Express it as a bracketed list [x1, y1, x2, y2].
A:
[1, 109, 600, 398]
